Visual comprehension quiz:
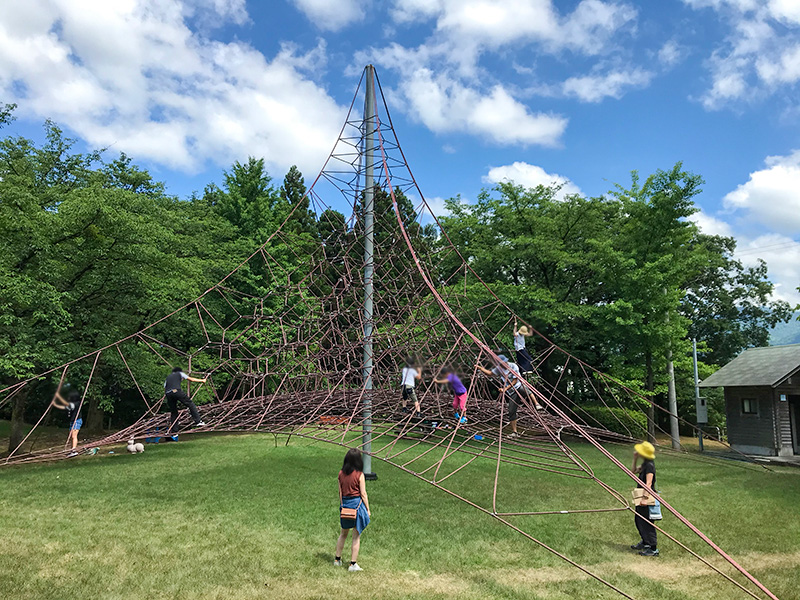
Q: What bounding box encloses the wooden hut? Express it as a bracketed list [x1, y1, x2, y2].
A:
[700, 344, 800, 457]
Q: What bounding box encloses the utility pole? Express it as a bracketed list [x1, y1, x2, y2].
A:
[361, 65, 377, 480]
[666, 348, 681, 450]
[693, 338, 707, 452]
[665, 303, 680, 450]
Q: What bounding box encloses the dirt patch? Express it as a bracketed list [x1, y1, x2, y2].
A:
[497, 550, 800, 597]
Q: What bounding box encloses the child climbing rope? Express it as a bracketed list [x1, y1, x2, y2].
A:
[478, 355, 543, 439]
[164, 367, 207, 433]
[433, 366, 468, 424]
[512, 320, 534, 373]
[400, 357, 422, 415]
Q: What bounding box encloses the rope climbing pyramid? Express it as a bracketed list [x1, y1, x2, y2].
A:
[0, 66, 780, 600]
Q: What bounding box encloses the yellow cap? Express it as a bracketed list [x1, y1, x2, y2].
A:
[634, 441, 655, 460]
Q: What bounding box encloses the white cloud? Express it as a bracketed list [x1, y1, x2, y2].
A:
[562, 68, 652, 102]
[368, 1, 641, 144]
[658, 40, 683, 66]
[392, 0, 637, 56]
[688, 210, 734, 237]
[421, 196, 451, 217]
[690, 211, 800, 305]
[756, 43, 800, 85]
[768, 0, 800, 25]
[699, 150, 800, 305]
[391, 66, 567, 146]
[683, 0, 800, 108]
[737, 234, 800, 304]
[0, 1, 345, 174]
[484, 162, 581, 199]
[723, 150, 800, 234]
[289, 0, 365, 31]
[391, 0, 442, 23]
[682, 0, 759, 10]
[186, 0, 249, 25]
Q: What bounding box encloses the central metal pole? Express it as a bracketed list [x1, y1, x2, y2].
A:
[362, 65, 377, 480]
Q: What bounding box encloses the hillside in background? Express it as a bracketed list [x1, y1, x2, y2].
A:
[770, 312, 800, 346]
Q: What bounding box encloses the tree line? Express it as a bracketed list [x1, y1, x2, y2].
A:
[436, 170, 792, 434]
[0, 106, 793, 451]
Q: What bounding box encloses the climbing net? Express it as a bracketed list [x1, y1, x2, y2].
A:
[0, 68, 779, 600]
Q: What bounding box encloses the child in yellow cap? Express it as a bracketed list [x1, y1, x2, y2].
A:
[631, 441, 658, 556]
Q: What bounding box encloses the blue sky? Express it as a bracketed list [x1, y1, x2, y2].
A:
[1, 0, 799, 302]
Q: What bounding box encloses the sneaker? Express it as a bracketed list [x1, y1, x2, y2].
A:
[195, 421, 206, 427]
[507, 432, 519, 439]
[401, 406, 409, 413]
[459, 416, 467, 424]
[333, 559, 342, 567]
[68, 451, 78, 457]
[639, 547, 659, 557]
[348, 563, 363, 572]
[454, 412, 461, 420]
[630, 541, 645, 550]
[536, 404, 545, 411]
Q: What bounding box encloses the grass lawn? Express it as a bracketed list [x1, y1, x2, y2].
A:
[1, 430, 798, 600]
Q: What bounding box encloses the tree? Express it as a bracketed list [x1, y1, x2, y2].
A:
[279, 165, 317, 237]
[204, 157, 280, 240]
[0, 122, 242, 448]
[683, 234, 792, 366]
[437, 163, 789, 439]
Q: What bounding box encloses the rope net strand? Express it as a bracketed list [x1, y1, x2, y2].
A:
[0, 67, 780, 600]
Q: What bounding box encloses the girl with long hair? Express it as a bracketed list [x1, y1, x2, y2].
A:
[335, 448, 371, 571]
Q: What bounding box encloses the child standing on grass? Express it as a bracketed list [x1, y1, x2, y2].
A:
[400, 357, 422, 415]
[631, 441, 659, 557]
[433, 366, 468, 424]
[51, 389, 83, 455]
[335, 448, 371, 572]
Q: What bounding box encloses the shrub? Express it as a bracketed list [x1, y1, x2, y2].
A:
[572, 405, 648, 438]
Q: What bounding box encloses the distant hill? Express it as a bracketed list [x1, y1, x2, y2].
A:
[770, 312, 800, 346]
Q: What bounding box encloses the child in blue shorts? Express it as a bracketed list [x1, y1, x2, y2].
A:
[52, 390, 83, 453]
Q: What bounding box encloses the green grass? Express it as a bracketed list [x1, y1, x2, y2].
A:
[1, 431, 799, 600]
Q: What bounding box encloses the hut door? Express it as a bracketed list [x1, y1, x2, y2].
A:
[790, 396, 800, 455]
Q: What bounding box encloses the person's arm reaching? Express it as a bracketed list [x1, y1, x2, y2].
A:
[359, 472, 371, 516]
[476, 365, 494, 376]
[433, 377, 448, 385]
[513, 320, 519, 336]
[187, 375, 207, 383]
[51, 391, 68, 409]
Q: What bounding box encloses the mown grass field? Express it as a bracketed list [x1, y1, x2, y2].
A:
[1, 428, 798, 600]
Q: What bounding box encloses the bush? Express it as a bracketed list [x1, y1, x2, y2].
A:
[572, 405, 648, 438]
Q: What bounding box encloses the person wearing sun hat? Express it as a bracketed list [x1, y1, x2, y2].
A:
[512, 320, 533, 373]
[631, 441, 659, 556]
